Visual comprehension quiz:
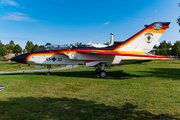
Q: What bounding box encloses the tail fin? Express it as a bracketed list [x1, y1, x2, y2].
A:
[114, 22, 170, 52]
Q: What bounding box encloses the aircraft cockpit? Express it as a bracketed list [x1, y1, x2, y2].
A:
[33, 45, 71, 52]
[44, 45, 71, 50]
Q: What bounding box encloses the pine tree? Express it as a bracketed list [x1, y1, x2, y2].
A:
[25, 41, 34, 52]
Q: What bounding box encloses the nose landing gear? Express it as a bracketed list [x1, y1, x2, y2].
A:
[46, 65, 52, 75]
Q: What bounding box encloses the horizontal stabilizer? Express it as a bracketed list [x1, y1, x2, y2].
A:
[122, 57, 177, 61]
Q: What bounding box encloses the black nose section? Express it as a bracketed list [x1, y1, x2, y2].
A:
[10, 53, 30, 63]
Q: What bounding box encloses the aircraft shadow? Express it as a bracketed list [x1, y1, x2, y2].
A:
[0, 97, 178, 119]
[0, 70, 143, 80]
[143, 68, 180, 80]
[2, 67, 180, 80]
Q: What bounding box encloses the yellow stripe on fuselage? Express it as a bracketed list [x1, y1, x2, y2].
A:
[117, 51, 145, 55]
[145, 29, 165, 33]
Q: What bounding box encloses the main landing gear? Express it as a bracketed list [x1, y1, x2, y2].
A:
[95, 64, 107, 78]
[46, 65, 52, 75]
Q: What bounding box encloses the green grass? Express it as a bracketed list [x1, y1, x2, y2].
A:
[0, 59, 63, 72]
[0, 60, 180, 119]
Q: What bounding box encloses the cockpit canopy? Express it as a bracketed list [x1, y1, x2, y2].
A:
[33, 45, 71, 52]
[44, 45, 70, 50]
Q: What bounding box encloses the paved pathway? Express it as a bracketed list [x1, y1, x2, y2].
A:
[0, 65, 79, 74]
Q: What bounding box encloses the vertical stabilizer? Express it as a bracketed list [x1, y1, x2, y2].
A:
[114, 22, 170, 52]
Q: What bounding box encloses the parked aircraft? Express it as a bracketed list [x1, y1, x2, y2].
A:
[10, 22, 175, 78]
[84, 41, 108, 48]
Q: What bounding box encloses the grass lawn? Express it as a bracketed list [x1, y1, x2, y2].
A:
[0, 58, 63, 72]
[0, 60, 180, 119]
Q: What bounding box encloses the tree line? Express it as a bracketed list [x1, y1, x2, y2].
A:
[0, 40, 52, 54]
[0, 40, 86, 54]
[0, 40, 22, 54]
[154, 40, 180, 56]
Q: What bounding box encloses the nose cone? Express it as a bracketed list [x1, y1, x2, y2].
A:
[10, 53, 30, 63]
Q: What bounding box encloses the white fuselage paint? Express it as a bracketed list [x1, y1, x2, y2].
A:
[27, 53, 141, 67]
[111, 56, 122, 64]
[28, 54, 84, 65]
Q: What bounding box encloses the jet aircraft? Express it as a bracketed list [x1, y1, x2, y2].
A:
[10, 22, 175, 78]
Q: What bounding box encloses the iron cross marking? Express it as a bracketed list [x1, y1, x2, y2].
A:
[52, 57, 56, 62]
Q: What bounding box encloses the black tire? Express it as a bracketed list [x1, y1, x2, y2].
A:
[95, 68, 101, 74]
[47, 72, 51, 75]
[99, 70, 107, 78]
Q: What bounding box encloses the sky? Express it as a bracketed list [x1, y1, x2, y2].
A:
[0, 0, 179, 49]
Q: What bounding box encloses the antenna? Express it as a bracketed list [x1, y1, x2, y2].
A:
[110, 33, 114, 45]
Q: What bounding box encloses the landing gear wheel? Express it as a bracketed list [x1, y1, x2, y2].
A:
[46, 72, 51, 75]
[99, 70, 107, 78]
[95, 68, 101, 74]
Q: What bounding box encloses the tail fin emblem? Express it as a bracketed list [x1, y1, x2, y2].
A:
[145, 33, 153, 44]
[153, 23, 162, 30]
